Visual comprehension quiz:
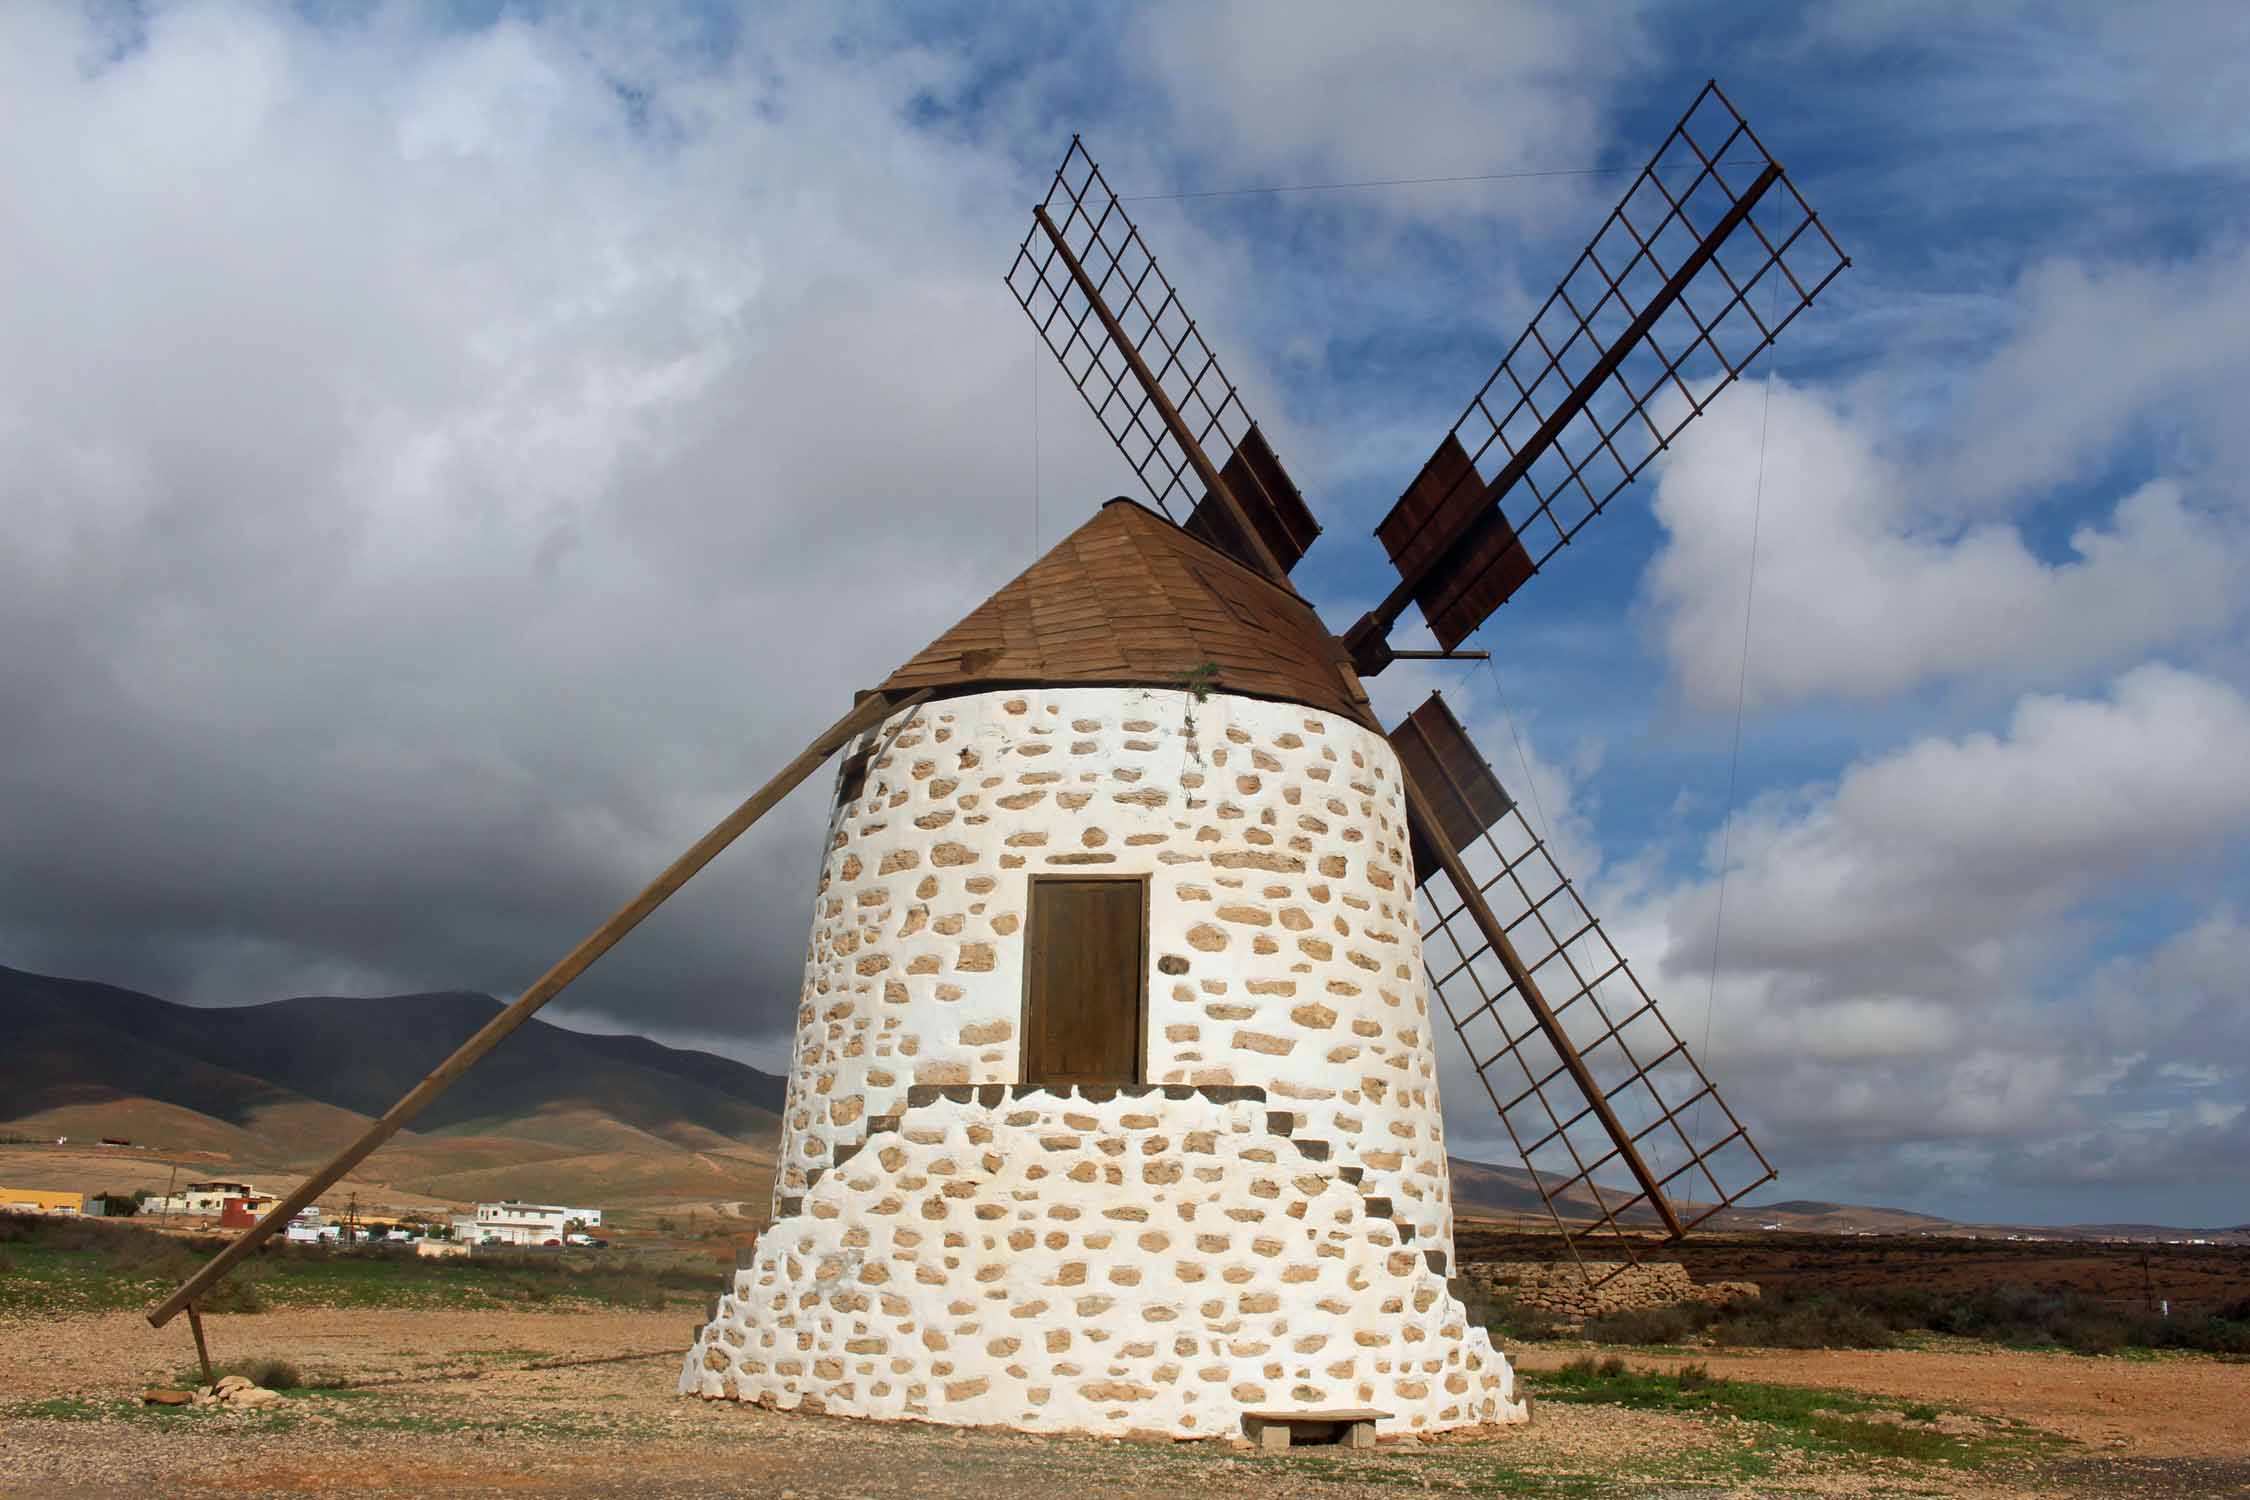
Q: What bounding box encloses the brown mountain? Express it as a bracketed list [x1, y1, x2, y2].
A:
[0, 964, 785, 1210]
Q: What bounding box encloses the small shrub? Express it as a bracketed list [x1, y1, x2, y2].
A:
[232, 1357, 303, 1390]
[1674, 1361, 1717, 1391]
[1709, 1295, 1896, 1350]
[1583, 1303, 1707, 1346]
[1480, 1293, 1568, 1344]
[1596, 1354, 1628, 1378]
[199, 1277, 266, 1315]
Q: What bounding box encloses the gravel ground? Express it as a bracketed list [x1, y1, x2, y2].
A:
[3, 1306, 2244, 1498]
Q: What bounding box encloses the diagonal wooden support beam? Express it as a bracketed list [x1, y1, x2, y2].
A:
[1395, 760, 1686, 1241]
[149, 686, 928, 1329]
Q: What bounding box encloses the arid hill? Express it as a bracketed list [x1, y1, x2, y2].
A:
[0, 964, 785, 1210]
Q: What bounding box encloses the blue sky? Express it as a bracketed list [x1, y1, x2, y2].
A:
[3, 1, 2245, 1227]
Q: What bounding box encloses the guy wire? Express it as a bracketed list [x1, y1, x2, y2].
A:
[1689, 271, 1782, 1156]
[1474, 653, 1674, 1185]
[1032, 326, 1041, 561]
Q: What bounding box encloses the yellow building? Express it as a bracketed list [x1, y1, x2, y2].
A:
[3, 1188, 84, 1215]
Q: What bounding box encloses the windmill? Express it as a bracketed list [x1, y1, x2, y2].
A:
[151, 82, 1845, 1440]
[996, 79, 1845, 1263]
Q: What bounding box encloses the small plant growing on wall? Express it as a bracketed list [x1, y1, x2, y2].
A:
[1175, 661, 1223, 702]
[1175, 661, 1223, 759]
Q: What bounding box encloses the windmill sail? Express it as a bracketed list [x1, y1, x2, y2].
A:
[1007, 138, 1320, 577]
[1390, 694, 1772, 1274]
[1355, 81, 1848, 661]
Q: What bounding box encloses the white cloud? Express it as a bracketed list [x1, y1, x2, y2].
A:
[0, 2, 1134, 1036]
[1128, 0, 1646, 223]
[1942, 248, 2250, 509]
[1646, 380, 2249, 707]
[1594, 668, 2250, 1190]
[1664, 663, 2250, 996]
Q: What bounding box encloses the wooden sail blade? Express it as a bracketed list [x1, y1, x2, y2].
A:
[1181, 424, 1320, 576]
[1352, 81, 1848, 665]
[1390, 692, 1514, 881]
[1006, 138, 1320, 577]
[1391, 693, 1773, 1279]
[147, 686, 928, 1329]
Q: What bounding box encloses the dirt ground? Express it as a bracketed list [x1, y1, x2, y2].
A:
[4, 1305, 2246, 1499]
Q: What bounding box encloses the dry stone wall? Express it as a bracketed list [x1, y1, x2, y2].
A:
[777, 686, 1455, 1260]
[1461, 1260, 1761, 1323]
[684, 1087, 1524, 1435]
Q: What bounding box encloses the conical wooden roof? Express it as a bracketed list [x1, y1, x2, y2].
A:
[880, 498, 1371, 724]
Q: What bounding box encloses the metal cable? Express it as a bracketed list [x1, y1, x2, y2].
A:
[1690, 272, 1781, 1155]
[1120, 158, 1765, 203]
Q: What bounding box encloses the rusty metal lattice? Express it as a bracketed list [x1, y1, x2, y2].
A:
[1406, 745, 1774, 1277]
[1007, 138, 1315, 574]
[1371, 80, 1850, 651]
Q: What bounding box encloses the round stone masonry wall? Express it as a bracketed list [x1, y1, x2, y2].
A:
[686, 1087, 1525, 1435]
[776, 686, 1457, 1261]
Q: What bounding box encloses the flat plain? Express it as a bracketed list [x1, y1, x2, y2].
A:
[5, 1217, 2247, 1498]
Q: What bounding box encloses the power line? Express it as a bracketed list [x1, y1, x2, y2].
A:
[1119, 158, 1763, 204]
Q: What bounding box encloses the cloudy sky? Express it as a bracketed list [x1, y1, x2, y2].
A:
[5, 1, 2245, 1227]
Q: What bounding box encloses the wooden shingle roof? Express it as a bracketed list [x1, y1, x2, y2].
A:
[880, 498, 1370, 725]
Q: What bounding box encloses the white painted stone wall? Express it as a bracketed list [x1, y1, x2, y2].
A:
[684, 1088, 1524, 1434]
[775, 686, 1455, 1256]
[682, 686, 1527, 1438]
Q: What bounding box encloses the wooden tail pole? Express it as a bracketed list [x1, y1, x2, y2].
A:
[147, 687, 928, 1329]
[186, 1302, 215, 1386]
[1394, 761, 1688, 1240]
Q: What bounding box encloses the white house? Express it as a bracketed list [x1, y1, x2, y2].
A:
[457, 1201, 602, 1246]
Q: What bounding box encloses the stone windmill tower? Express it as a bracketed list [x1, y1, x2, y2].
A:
[151, 85, 1845, 1445]
[679, 499, 1516, 1435]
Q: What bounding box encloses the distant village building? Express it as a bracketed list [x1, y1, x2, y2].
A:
[3, 1188, 82, 1215]
[456, 1201, 603, 1247]
[146, 1180, 272, 1217]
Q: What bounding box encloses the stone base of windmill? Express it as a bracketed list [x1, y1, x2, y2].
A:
[681, 1086, 1526, 1438]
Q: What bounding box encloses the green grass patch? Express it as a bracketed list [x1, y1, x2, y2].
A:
[0, 1212, 717, 1318]
[1530, 1357, 2061, 1471]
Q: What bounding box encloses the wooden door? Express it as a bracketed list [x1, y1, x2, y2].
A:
[1022, 877, 1146, 1086]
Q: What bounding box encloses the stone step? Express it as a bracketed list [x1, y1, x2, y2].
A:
[1425, 1249, 1448, 1275]
[776, 1195, 804, 1217]
[1291, 1138, 1331, 1162]
[832, 1141, 864, 1168]
[869, 1114, 902, 1136]
[804, 1167, 826, 1190]
[1362, 1196, 1393, 1219]
[1264, 1111, 1295, 1137]
[1337, 1165, 1365, 1186]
